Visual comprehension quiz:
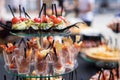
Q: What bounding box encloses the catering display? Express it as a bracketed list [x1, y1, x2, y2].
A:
[0, 3, 82, 79]
[0, 4, 81, 37]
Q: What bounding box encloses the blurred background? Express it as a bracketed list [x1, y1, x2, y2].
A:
[0, 0, 119, 21]
[0, 0, 119, 25]
[3, 0, 120, 13]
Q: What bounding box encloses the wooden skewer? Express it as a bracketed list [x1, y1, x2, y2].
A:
[23, 7, 31, 18]
[38, 3, 44, 18]
[8, 5, 15, 17]
[53, 47, 58, 61]
[52, 4, 54, 15]
[43, 3, 46, 16]
[19, 5, 22, 17]
[24, 48, 27, 59]
[54, 4, 57, 16]
[61, 5, 64, 16]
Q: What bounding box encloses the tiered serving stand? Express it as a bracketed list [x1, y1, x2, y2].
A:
[0, 3, 81, 79]
[0, 20, 81, 80]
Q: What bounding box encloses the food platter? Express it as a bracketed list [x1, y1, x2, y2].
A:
[80, 45, 119, 62]
[0, 21, 82, 37]
[0, 3, 82, 37]
[80, 45, 120, 69]
[85, 51, 118, 62]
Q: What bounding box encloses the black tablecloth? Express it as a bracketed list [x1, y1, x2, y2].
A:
[0, 54, 99, 80]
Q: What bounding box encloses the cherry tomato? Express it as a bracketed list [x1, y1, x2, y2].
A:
[9, 63, 16, 69]
[53, 17, 62, 24]
[20, 17, 28, 21]
[47, 36, 53, 42]
[50, 15, 56, 19]
[34, 17, 41, 23]
[7, 46, 17, 52]
[58, 16, 65, 21]
[12, 17, 21, 24]
[42, 15, 49, 22]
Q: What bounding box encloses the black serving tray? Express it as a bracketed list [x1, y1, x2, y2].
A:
[0, 22, 82, 37]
